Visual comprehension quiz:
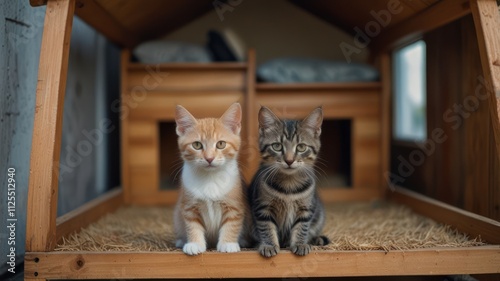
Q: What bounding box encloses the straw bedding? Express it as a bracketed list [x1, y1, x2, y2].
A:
[55, 202, 484, 252]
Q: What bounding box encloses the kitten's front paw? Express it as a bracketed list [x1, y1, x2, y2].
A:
[182, 242, 206, 256]
[291, 243, 311, 256]
[217, 242, 240, 253]
[258, 243, 279, 258]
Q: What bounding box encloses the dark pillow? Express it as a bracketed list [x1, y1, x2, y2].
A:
[207, 30, 237, 61]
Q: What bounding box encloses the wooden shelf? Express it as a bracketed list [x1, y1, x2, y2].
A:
[256, 82, 381, 91]
[128, 62, 248, 71]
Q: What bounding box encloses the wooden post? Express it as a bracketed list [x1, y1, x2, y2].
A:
[380, 53, 392, 195]
[470, 0, 500, 164]
[25, 0, 75, 252]
[120, 49, 131, 204]
[243, 49, 257, 182]
[470, 0, 500, 220]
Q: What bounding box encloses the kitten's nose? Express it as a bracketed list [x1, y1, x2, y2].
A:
[285, 159, 294, 167]
[205, 157, 214, 164]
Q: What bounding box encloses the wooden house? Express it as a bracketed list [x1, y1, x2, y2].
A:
[25, 0, 500, 279]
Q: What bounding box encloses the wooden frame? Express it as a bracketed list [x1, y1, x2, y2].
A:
[242, 49, 257, 182]
[22, 183, 500, 280]
[379, 53, 392, 193]
[25, 0, 500, 280]
[24, 247, 500, 279]
[55, 189, 123, 243]
[120, 49, 132, 203]
[26, 0, 75, 253]
[73, 0, 140, 47]
[389, 187, 500, 244]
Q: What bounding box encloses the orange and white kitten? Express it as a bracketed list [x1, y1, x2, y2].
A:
[174, 103, 247, 255]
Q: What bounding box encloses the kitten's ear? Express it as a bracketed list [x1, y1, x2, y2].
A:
[220, 103, 242, 135]
[175, 105, 197, 136]
[258, 106, 280, 130]
[301, 107, 323, 137]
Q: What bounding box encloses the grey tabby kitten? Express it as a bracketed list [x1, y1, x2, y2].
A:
[248, 106, 329, 257]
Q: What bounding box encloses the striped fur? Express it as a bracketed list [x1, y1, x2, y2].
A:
[173, 103, 250, 255]
[249, 106, 329, 257]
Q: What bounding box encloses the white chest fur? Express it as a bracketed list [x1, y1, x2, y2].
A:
[181, 160, 239, 201]
[202, 200, 223, 243]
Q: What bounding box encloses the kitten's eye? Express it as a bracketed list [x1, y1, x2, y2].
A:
[271, 143, 282, 151]
[192, 141, 203, 150]
[216, 141, 226, 149]
[296, 143, 307, 152]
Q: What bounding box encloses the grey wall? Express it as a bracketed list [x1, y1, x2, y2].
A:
[57, 16, 120, 215]
[0, 1, 119, 278]
[0, 0, 45, 277]
[164, 0, 369, 64]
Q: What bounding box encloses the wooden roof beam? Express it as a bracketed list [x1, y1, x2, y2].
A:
[74, 0, 141, 48]
[371, 0, 471, 53]
[30, 0, 48, 6]
[31, 0, 141, 48]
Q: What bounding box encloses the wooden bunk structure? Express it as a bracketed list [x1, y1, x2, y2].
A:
[25, 0, 500, 279]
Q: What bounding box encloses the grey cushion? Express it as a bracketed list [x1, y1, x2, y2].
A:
[257, 58, 379, 83]
[133, 40, 212, 63]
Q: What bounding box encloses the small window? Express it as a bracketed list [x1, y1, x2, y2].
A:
[393, 40, 426, 141]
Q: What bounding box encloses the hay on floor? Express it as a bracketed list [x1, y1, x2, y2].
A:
[55, 202, 484, 252]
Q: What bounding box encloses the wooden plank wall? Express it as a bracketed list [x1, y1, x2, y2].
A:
[124, 63, 245, 204]
[390, 15, 500, 221]
[470, 0, 500, 223]
[425, 18, 464, 208]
